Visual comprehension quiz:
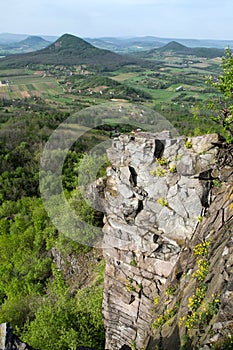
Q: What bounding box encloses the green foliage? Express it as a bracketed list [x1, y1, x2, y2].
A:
[125, 276, 142, 293]
[179, 240, 219, 333]
[211, 334, 233, 350]
[211, 47, 233, 98]
[155, 157, 168, 166]
[130, 259, 137, 267]
[151, 166, 167, 177]
[182, 292, 220, 330]
[169, 164, 177, 173]
[212, 179, 222, 187]
[193, 241, 211, 257]
[204, 48, 233, 143]
[126, 284, 136, 292]
[165, 286, 177, 296]
[157, 197, 168, 207]
[192, 259, 209, 281]
[0, 99, 69, 203]
[184, 139, 192, 149]
[22, 268, 105, 350]
[187, 285, 208, 312]
[0, 197, 55, 327]
[130, 341, 137, 350]
[152, 302, 180, 329]
[0, 194, 105, 349]
[75, 284, 105, 348]
[76, 153, 109, 189]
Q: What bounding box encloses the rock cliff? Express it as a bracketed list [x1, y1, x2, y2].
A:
[0, 323, 32, 350]
[100, 132, 232, 350]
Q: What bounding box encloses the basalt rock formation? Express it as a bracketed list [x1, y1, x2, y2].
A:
[99, 132, 232, 350]
[0, 323, 33, 350]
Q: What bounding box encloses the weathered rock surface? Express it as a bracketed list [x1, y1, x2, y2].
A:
[0, 323, 33, 350]
[51, 247, 103, 292]
[149, 180, 233, 350]
[99, 132, 232, 349]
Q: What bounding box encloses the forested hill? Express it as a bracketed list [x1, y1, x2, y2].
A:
[139, 40, 225, 58]
[0, 36, 51, 54]
[16, 36, 50, 50]
[0, 33, 135, 70]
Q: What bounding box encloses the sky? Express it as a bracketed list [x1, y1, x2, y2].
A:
[1, 0, 233, 40]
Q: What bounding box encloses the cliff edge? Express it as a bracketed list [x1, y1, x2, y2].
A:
[100, 132, 232, 350]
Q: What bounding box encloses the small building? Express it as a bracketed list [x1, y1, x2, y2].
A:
[175, 85, 184, 92]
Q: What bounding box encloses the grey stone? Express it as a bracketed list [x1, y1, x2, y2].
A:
[177, 154, 197, 175]
[0, 323, 33, 350]
[117, 183, 134, 198]
[212, 322, 223, 331]
[97, 132, 230, 350]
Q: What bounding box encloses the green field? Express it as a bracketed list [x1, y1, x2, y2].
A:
[0, 70, 63, 99]
[0, 52, 224, 137]
[0, 54, 221, 106]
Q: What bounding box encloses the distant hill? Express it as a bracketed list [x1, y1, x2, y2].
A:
[85, 36, 164, 53]
[0, 33, 135, 70]
[86, 36, 233, 53]
[140, 41, 225, 58]
[1, 33, 233, 52]
[157, 41, 191, 53]
[0, 32, 57, 44]
[19, 36, 51, 49]
[0, 36, 51, 54]
[0, 35, 51, 55]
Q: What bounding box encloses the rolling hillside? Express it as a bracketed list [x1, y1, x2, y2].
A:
[85, 36, 164, 52]
[0, 33, 135, 71]
[0, 33, 57, 44]
[86, 36, 233, 52]
[140, 40, 225, 58]
[18, 36, 51, 49]
[0, 36, 51, 54]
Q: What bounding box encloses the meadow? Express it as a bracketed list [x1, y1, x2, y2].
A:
[0, 69, 63, 99]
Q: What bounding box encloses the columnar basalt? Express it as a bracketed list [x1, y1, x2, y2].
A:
[148, 179, 233, 350]
[101, 132, 220, 350]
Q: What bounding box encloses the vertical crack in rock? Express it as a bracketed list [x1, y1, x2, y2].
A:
[129, 295, 135, 304]
[154, 139, 165, 159]
[198, 169, 213, 208]
[129, 166, 138, 187]
[136, 200, 143, 217]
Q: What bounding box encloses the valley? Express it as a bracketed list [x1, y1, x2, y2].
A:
[0, 34, 225, 135]
[0, 33, 232, 350]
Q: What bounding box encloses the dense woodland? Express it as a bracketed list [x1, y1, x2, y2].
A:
[0, 98, 107, 349]
[0, 35, 232, 349]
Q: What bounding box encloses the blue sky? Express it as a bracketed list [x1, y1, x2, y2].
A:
[1, 0, 233, 39]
